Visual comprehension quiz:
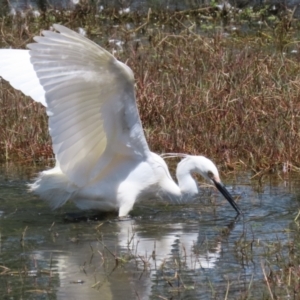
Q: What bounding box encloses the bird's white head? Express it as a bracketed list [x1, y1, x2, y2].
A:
[175, 155, 242, 215]
[176, 155, 221, 186]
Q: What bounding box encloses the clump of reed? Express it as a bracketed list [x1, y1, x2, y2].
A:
[0, 85, 51, 162]
[257, 213, 300, 299]
[133, 30, 300, 172]
[1, 3, 300, 172]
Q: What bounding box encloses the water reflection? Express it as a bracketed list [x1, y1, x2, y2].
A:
[29, 217, 230, 300]
[0, 164, 300, 299]
[117, 220, 222, 270]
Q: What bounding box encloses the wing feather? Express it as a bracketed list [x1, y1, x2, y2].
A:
[0, 24, 150, 186]
[0, 50, 46, 106]
[28, 25, 149, 186]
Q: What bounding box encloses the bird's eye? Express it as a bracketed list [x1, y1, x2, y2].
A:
[207, 171, 214, 179]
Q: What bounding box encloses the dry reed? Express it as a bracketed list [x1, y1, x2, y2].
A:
[0, 4, 300, 173]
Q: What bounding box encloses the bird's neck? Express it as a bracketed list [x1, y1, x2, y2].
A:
[176, 168, 199, 197]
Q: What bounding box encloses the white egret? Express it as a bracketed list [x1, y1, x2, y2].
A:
[0, 24, 242, 216]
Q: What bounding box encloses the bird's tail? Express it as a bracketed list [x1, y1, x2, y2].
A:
[28, 167, 76, 209]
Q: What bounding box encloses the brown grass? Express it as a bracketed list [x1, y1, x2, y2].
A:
[1, 4, 300, 172]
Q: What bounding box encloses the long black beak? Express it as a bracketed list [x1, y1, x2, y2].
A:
[212, 179, 242, 215]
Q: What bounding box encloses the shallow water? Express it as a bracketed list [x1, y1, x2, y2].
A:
[0, 163, 300, 299]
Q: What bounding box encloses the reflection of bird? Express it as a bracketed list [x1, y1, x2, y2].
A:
[0, 24, 241, 216]
[118, 220, 222, 270]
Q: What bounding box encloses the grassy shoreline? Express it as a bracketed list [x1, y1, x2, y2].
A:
[1, 4, 300, 173]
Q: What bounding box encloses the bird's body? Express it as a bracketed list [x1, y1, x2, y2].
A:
[0, 25, 241, 216]
[31, 152, 181, 216]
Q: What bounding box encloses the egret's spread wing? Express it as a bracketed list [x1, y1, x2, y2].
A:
[0, 50, 46, 106]
[0, 24, 149, 186]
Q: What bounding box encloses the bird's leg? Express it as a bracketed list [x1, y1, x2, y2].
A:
[118, 200, 135, 217]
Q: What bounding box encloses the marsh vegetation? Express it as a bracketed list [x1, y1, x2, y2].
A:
[1, 2, 300, 172]
[2, 2, 300, 299]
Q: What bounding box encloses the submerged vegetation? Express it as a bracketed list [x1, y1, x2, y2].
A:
[1, 2, 300, 173]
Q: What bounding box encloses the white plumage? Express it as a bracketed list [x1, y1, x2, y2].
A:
[0, 25, 241, 216]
